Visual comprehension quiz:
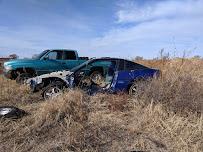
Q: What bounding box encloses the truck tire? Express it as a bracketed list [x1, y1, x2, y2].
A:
[16, 73, 33, 84]
[42, 81, 64, 100]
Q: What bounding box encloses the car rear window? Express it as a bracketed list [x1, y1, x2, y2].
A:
[125, 60, 148, 70]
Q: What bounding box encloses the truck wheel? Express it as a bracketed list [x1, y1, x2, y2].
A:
[90, 71, 104, 86]
[16, 73, 33, 84]
[42, 81, 64, 100]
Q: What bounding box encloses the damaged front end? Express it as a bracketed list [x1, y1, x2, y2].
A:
[27, 70, 73, 92]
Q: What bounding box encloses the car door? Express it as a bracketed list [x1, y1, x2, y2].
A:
[74, 60, 116, 86]
[111, 70, 133, 92]
[110, 60, 146, 92]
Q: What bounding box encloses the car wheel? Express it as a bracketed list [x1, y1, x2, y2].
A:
[129, 80, 147, 96]
[16, 73, 33, 84]
[42, 81, 64, 100]
[90, 71, 104, 86]
[129, 82, 139, 96]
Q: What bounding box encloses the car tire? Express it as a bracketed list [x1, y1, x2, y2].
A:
[42, 81, 64, 100]
[129, 82, 139, 96]
[129, 80, 147, 96]
[16, 73, 33, 84]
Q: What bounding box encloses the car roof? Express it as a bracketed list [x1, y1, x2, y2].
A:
[91, 57, 150, 69]
[92, 57, 135, 63]
[93, 57, 124, 61]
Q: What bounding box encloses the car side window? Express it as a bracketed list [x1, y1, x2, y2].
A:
[47, 51, 63, 60]
[63, 51, 76, 60]
[90, 61, 112, 67]
[125, 61, 147, 70]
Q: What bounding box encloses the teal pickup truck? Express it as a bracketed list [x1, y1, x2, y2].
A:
[3, 49, 89, 83]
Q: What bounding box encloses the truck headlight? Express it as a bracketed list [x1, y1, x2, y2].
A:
[4, 65, 12, 72]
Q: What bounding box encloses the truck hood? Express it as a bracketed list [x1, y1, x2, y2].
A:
[4, 59, 60, 69]
[4, 59, 37, 67]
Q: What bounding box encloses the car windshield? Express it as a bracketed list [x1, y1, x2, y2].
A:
[70, 58, 95, 72]
[33, 50, 50, 59]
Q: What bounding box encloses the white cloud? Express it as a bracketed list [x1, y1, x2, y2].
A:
[116, 0, 203, 23]
[88, 0, 203, 58]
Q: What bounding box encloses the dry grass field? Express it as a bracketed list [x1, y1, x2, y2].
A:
[0, 58, 202, 152]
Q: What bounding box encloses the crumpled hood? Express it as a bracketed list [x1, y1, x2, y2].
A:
[26, 70, 73, 85]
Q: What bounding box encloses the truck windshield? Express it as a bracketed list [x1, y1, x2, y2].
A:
[33, 50, 50, 60]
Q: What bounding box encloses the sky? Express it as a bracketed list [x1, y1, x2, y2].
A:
[0, 0, 202, 59]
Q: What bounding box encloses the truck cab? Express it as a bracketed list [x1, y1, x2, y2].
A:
[3, 49, 88, 83]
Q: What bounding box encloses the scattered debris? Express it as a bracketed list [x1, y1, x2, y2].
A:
[0, 106, 27, 119]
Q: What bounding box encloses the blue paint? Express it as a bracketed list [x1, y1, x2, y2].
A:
[109, 68, 159, 93]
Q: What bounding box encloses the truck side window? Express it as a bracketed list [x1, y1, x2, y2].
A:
[47, 51, 63, 60]
[63, 51, 76, 60]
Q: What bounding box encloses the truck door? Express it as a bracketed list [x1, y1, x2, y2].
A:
[39, 50, 66, 73]
[62, 51, 80, 69]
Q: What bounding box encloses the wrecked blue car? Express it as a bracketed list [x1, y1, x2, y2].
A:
[28, 58, 160, 99]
